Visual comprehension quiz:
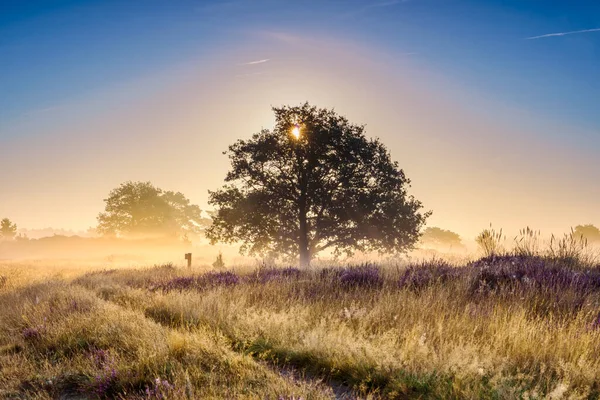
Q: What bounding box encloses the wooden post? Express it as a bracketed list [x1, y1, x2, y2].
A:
[185, 253, 192, 268]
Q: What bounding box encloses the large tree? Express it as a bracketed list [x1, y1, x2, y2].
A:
[420, 227, 463, 250]
[97, 181, 210, 239]
[0, 218, 17, 239]
[207, 103, 430, 267]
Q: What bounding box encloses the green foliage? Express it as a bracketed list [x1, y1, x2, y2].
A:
[0, 218, 17, 239]
[420, 227, 463, 249]
[207, 103, 430, 267]
[97, 181, 210, 239]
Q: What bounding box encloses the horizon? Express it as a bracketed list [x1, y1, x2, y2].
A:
[2, 0, 600, 241]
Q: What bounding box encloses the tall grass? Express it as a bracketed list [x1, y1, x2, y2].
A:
[476, 225, 598, 266]
[513, 227, 542, 257]
[475, 225, 505, 257]
[2, 241, 600, 398]
[549, 228, 590, 263]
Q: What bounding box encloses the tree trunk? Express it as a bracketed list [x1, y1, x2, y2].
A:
[296, 144, 311, 268]
[299, 208, 310, 268]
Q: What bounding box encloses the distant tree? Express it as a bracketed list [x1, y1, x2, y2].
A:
[207, 103, 430, 267]
[97, 181, 211, 239]
[15, 233, 29, 242]
[572, 224, 600, 243]
[420, 227, 463, 249]
[0, 218, 17, 239]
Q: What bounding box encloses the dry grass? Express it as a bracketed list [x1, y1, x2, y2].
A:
[2, 253, 600, 399]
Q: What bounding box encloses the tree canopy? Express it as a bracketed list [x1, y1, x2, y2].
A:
[573, 224, 600, 243]
[0, 218, 17, 239]
[420, 227, 463, 249]
[97, 181, 210, 239]
[206, 103, 430, 267]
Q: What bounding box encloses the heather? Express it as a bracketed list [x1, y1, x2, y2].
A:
[2, 252, 600, 398]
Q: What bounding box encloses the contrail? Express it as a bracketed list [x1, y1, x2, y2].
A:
[526, 28, 600, 40]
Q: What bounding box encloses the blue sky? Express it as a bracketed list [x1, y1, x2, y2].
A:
[1, 0, 599, 235]
[1, 0, 599, 131]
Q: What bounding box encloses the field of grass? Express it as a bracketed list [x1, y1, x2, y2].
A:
[2, 251, 600, 399]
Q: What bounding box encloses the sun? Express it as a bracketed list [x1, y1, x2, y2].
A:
[291, 125, 301, 139]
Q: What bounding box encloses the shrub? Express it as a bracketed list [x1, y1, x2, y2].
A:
[322, 264, 383, 288]
[398, 261, 461, 290]
[468, 255, 600, 294]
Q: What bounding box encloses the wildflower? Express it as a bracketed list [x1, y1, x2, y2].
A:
[145, 377, 178, 399]
[398, 261, 460, 290]
[22, 325, 45, 341]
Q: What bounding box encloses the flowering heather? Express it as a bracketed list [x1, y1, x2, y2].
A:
[92, 367, 118, 398]
[86, 348, 120, 397]
[200, 270, 240, 286]
[152, 276, 196, 292]
[253, 267, 302, 283]
[22, 326, 44, 341]
[89, 348, 112, 369]
[145, 378, 179, 399]
[322, 264, 383, 288]
[469, 255, 600, 293]
[398, 261, 461, 290]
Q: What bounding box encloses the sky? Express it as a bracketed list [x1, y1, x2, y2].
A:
[1, 0, 599, 240]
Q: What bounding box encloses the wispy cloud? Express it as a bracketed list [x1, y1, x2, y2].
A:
[526, 28, 600, 40]
[242, 59, 270, 65]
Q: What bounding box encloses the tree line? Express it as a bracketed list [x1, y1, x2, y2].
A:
[3, 103, 600, 266]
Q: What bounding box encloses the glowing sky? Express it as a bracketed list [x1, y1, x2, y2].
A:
[1, 0, 600, 240]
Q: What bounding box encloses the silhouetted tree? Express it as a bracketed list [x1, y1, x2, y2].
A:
[420, 227, 463, 249]
[207, 103, 430, 267]
[573, 224, 600, 243]
[0, 218, 17, 239]
[97, 181, 210, 239]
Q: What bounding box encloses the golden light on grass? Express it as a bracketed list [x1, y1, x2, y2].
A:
[3, 249, 600, 397]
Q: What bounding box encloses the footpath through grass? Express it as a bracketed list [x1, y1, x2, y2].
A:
[3, 255, 600, 398]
